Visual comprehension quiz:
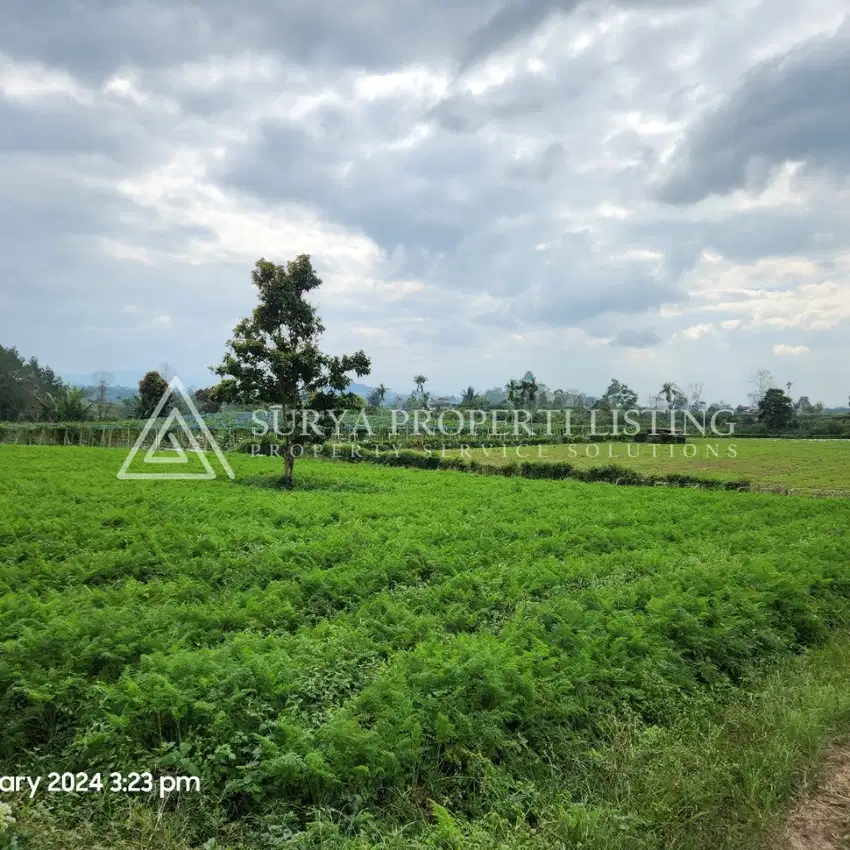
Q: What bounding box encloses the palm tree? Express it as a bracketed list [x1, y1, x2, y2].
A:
[461, 386, 476, 406]
[376, 383, 388, 407]
[413, 374, 427, 395]
[505, 379, 520, 407]
[661, 382, 675, 409]
[522, 377, 539, 409]
[40, 386, 92, 422]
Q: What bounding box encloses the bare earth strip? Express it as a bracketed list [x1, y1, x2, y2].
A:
[782, 746, 850, 849]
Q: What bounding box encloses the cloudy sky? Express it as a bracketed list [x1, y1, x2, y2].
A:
[1, 0, 849, 404]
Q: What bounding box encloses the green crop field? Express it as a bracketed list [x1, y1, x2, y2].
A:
[429, 438, 850, 493]
[2, 445, 850, 849]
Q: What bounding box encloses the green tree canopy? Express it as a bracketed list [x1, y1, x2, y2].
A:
[0, 345, 64, 421]
[39, 386, 92, 422]
[600, 378, 639, 410]
[138, 371, 169, 419]
[758, 387, 795, 431]
[193, 387, 222, 414]
[213, 255, 370, 487]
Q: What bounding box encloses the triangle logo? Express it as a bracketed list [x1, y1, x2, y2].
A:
[117, 377, 235, 480]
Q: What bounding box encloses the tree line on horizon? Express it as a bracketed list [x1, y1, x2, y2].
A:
[0, 344, 827, 427]
[0, 346, 225, 424]
[0, 254, 845, 448]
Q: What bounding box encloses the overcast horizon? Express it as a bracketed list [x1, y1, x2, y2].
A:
[1, 1, 849, 405]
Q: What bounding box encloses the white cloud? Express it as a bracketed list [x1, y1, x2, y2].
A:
[0, 53, 91, 103]
[596, 203, 631, 220]
[682, 251, 850, 332]
[101, 239, 154, 265]
[659, 305, 682, 318]
[2, 0, 850, 403]
[681, 323, 715, 339]
[628, 348, 658, 361]
[773, 343, 810, 356]
[114, 149, 390, 293]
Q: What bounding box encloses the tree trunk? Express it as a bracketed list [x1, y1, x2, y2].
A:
[283, 447, 295, 489]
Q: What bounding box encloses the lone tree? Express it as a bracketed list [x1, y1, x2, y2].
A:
[600, 378, 638, 410]
[138, 371, 169, 418]
[758, 387, 795, 431]
[688, 382, 705, 412]
[90, 371, 114, 420]
[660, 381, 687, 410]
[748, 368, 775, 407]
[213, 255, 370, 488]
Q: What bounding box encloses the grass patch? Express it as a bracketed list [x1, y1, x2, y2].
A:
[398, 438, 850, 493]
[1, 445, 850, 848]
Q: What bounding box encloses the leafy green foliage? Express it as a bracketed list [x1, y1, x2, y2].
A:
[0, 345, 64, 422]
[193, 387, 222, 414]
[328, 447, 752, 490]
[137, 371, 169, 419]
[1, 446, 850, 847]
[213, 256, 370, 486]
[504, 377, 539, 409]
[758, 388, 796, 431]
[599, 378, 638, 411]
[38, 386, 92, 422]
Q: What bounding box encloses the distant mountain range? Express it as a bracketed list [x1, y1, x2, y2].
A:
[63, 371, 166, 390]
[64, 376, 425, 405]
[349, 384, 414, 403]
[67, 383, 137, 403]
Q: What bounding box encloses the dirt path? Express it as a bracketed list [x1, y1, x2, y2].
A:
[782, 745, 850, 849]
